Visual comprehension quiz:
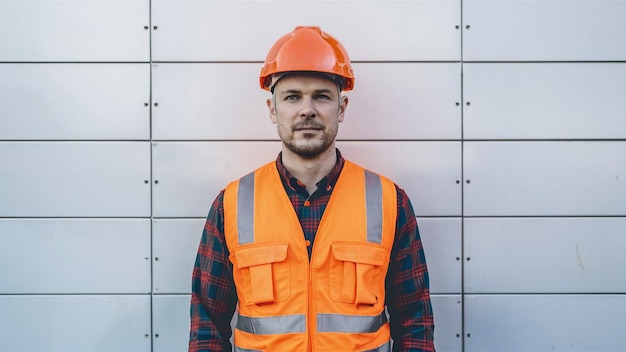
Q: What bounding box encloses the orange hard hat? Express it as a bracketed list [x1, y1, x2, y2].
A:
[259, 26, 355, 92]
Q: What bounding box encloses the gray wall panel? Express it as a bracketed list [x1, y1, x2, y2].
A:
[0, 142, 151, 217]
[152, 0, 460, 61]
[153, 219, 205, 294]
[465, 294, 626, 351]
[0, 295, 151, 351]
[419, 218, 462, 294]
[0, 64, 150, 140]
[342, 63, 462, 140]
[0, 219, 151, 294]
[465, 218, 626, 293]
[153, 295, 192, 352]
[463, 0, 626, 61]
[0, 0, 149, 62]
[431, 295, 463, 352]
[151, 63, 275, 140]
[463, 63, 626, 139]
[464, 142, 626, 216]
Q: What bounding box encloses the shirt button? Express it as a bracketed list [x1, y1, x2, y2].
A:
[326, 184, 332, 191]
[304, 200, 310, 207]
[305, 240, 311, 247]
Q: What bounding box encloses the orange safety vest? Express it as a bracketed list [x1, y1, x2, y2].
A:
[223, 160, 397, 352]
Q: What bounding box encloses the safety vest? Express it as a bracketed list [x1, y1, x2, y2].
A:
[223, 160, 397, 352]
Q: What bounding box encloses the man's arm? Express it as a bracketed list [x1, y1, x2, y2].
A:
[386, 187, 435, 352]
[189, 191, 238, 352]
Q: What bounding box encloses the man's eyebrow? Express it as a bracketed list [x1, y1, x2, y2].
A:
[279, 89, 302, 95]
[278, 88, 335, 95]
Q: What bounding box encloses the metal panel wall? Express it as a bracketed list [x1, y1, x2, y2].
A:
[152, 0, 461, 61]
[0, 1, 153, 350]
[0, 295, 152, 351]
[152, 219, 205, 294]
[0, 0, 150, 62]
[418, 218, 463, 294]
[0, 142, 151, 217]
[0, 64, 150, 140]
[431, 295, 463, 352]
[465, 295, 626, 351]
[461, 0, 625, 350]
[341, 63, 462, 140]
[0, 219, 151, 294]
[463, 63, 626, 140]
[152, 295, 193, 352]
[463, 0, 626, 61]
[152, 63, 275, 140]
[464, 218, 626, 293]
[464, 142, 626, 216]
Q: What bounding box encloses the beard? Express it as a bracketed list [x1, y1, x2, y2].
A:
[283, 136, 333, 158]
[280, 121, 336, 159]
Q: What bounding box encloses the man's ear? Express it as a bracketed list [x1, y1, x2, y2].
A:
[267, 97, 277, 124]
[338, 95, 349, 123]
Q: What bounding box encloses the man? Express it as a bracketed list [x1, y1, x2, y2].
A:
[189, 26, 434, 351]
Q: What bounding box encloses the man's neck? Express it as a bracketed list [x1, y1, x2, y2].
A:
[281, 146, 337, 195]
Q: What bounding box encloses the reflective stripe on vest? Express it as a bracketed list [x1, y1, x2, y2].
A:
[237, 171, 255, 244]
[234, 339, 390, 352]
[234, 348, 262, 352]
[235, 169, 385, 245]
[317, 310, 388, 333]
[237, 311, 387, 336]
[237, 313, 306, 335]
[364, 169, 383, 244]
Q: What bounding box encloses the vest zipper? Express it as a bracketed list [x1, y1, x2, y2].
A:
[307, 194, 319, 352]
[307, 264, 312, 352]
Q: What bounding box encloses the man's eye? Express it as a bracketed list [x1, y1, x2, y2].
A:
[285, 95, 299, 101]
[316, 94, 330, 100]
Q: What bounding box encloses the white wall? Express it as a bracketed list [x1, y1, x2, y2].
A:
[0, 1, 625, 351]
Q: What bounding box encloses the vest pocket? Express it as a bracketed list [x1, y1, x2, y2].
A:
[232, 242, 290, 305]
[330, 242, 389, 305]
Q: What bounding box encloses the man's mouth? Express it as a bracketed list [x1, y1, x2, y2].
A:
[294, 123, 324, 131]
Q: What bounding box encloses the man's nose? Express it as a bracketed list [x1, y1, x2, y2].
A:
[299, 97, 317, 118]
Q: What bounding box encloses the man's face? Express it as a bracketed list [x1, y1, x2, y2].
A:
[267, 74, 348, 159]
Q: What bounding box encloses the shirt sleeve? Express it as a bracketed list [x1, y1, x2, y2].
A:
[386, 186, 435, 352]
[189, 190, 238, 352]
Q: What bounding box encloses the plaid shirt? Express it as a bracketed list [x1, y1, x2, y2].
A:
[189, 150, 434, 351]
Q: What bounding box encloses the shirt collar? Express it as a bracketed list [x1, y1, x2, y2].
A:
[275, 148, 345, 192]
